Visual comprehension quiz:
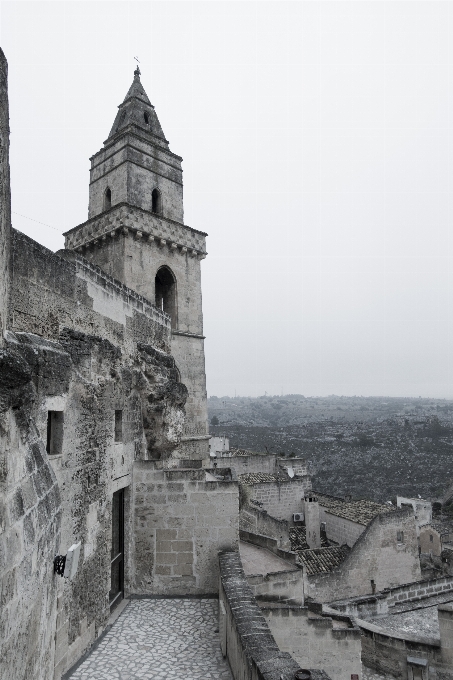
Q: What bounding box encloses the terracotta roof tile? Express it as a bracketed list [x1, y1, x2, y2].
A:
[314, 492, 393, 526]
[296, 545, 350, 575]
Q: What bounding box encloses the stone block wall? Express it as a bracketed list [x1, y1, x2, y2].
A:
[247, 569, 304, 605]
[261, 606, 362, 680]
[0, 345, 62, 680]
[239, 505, 291, 550]
[247, 477, 312, 522]
[133, 463, 239, 595]
[319, 508, 365, 548]
[306, 508, 421, 603]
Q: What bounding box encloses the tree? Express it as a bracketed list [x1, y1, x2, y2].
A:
[210, 416, 219, 426]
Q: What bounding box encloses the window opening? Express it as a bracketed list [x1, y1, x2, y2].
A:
[430, 534, 433, 542]
[104, 187, 112, 211]
[46, 411, 64, 456]
[397, 531, 404, 543]
[144, 112, 149, 124]
[115, 410, 123, 443]
[151, 188, 162, 214]
[155, 266, 177, 329]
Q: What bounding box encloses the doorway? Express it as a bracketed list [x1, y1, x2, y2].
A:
[109, 488, 124, 612]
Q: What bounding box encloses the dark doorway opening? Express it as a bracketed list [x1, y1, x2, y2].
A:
[155, 266, 177, 329]
[109, 488, 124, 612]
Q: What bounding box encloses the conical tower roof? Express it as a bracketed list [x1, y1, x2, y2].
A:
[107, 67, 167, 143]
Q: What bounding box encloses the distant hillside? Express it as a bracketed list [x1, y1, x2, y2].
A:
[208, 395, 453, 503]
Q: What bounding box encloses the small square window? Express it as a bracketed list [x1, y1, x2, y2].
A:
[114, 410, 123, 443]
[46, 411, 64, 456]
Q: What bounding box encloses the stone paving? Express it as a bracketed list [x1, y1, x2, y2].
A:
[69, 598, 233, 680]
[239, 540, 296, 576]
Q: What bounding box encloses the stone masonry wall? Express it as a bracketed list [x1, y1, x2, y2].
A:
[262, 606, 362, 680]
[0, 48, 10, 342]
[239, 505, 291, 550]
[319, 507, 365, 548]
[133, 463, 239, 595]
[247, 477, 312, 522]
[0, 339, 62, 680]
[305, 508, 421, 603]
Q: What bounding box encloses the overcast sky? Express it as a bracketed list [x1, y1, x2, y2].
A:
[2, 1, 453, 398]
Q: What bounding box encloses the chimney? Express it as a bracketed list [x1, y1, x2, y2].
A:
[304, 494, 321, 549]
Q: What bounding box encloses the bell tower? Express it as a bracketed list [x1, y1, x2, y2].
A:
[63, 68, 209, 460]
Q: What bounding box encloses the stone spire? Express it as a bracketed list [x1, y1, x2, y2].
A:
[107, 68, 166, 142]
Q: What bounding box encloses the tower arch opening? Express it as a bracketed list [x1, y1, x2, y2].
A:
[104, 187, 112, 211]
[155, 266, 177, 329]
[151, 188, 162, 215]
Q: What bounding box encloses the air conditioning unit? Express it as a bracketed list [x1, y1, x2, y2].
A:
[293, 513, 304, 523]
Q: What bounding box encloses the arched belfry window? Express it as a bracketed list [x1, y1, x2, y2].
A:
[104, 187, 112, 211]
[151, 188, 162, 215]
[155, 266, 177, 329]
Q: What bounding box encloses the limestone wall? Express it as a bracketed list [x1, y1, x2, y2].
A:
[133, 463, 239, 595]
[319, 507, 365, 548]
[239, 505, 290, 550]
[247, 569, 304, 605]
[305, 508, 421, 603]
[0, 349, 61, 680]
[230, 454, 277, 475]
[0, 48, 10, 343]
[262, 606, 362, 680]
[246, 477, 311, 522]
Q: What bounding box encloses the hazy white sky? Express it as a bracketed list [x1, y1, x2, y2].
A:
[2, 1, 453, 398]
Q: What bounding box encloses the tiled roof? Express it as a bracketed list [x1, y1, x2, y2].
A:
[289, 526, 329, 552]
[296, 545, 350, 576]
[314, 492, 393, 526]
[239, 472, 277, 485]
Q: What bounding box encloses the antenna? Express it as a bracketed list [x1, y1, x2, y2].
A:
[134, 56, 140, 63]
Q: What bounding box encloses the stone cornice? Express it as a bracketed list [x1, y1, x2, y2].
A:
[63, 203, 207, 238]
[63, 203, 208, 259]
[172, 330, 205, 340]
[90, 140, 182, 175]
[89, 157, 183, 188]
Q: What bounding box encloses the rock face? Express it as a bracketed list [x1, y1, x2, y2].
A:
[0, 55, 239, 680]
[0, 47, 10, 343]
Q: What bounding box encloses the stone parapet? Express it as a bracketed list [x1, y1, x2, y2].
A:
[219, 550, 331, 680]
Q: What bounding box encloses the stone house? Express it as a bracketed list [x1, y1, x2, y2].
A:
[419, 521, 453, 557]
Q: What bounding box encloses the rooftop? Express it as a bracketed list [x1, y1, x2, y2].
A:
[296, 545, 350, 576]
[315, 491, 394, 526]
[289, 526, 330, 552]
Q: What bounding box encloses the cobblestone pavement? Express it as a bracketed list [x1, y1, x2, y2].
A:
[69, 598, 233, 680]
[239, 540, 296, 575]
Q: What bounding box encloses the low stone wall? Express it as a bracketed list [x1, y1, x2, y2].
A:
[240, 505, 291, 550]
[358, 618, 441, 678]
[385, 575, 453, 607]
[261, 605, 362, 680]
[247, 569, 304, 605]
[239, 530, 297, 566]
[219, 551, 331, 680]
